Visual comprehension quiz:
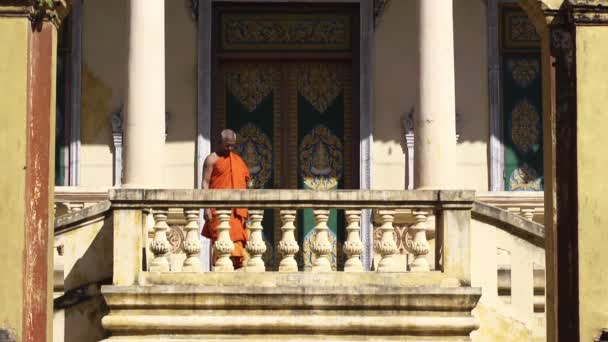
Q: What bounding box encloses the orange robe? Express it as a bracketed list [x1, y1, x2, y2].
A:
[201, 152, 250, 264]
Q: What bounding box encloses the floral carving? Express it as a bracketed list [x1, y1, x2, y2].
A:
[166, 225, 184, 254]
[300, 125, 343, 190]
[511, 99, 540, 153]
[508, 59, 539, 88]
[509, 15, 540, 42]
[235, 123, 273, 188]
[226, 68, 273, 112]
[222, 14, 350, 51]
[297, 64, 343, 113]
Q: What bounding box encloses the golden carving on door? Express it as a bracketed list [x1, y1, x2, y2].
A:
[297, 63, 343, 113]
[300, 125, 343, 190]
[235, 123, 273, 189]
[226, 68, 274, 112]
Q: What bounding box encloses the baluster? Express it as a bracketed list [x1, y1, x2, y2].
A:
[213, 209, 234, 272]
[521, 208, 535, 221]
[311, 209, 332, 272]
[149, 209, 171, 272]
[66, 202, 84, 213]
[376, 210, 400, 272]
[278, 210, 299, 272]
[406, 210, 430, 272]
[245, 210, 266, 272]
[182, 209, 202, 272]
[343, 210, 364, 272]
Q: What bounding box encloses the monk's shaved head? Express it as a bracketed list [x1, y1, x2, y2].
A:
[221, 129, 237, 143]
[216, 129, 237, 156]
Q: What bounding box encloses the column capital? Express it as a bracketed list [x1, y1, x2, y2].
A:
[0, 0, 72, 28]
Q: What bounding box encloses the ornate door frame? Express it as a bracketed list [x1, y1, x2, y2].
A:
[196, 0, 375, 270]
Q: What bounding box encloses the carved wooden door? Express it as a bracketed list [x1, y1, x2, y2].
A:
[212, 4, 358, 269]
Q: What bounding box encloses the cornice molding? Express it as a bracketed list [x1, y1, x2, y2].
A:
[568, 0, 608, 25]
[0, 0, 71, 28]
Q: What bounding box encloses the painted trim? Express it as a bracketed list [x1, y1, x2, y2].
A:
[198, 0, 213, 271]
[359, 0, 374, 271]
[69, 0, 83, 186]
[23, 22, 53, 342]
[488, 0, 505, 191]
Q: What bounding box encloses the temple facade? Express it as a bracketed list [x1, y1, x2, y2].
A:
[2, 0, 608, 341]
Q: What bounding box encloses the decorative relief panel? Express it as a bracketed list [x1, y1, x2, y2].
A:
[167, 225, 185, 254]
[297, 63, 343, 113]
[509, 163, 542, 191]
[220, 13, 351, 51]
[501, 6, 540, 49]
[508, 59, 540, 88]
[226, 69, 274, 112]
[300, 125, 343, 191]
[303, 229, 338, 270]
[510, 99, 540, 153]
[235, 123, 273, 189]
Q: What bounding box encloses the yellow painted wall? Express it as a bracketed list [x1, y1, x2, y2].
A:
[80, 0, 197, 188]
[0, 18, 29, 341]
[373, 0, 489, 190]
[576, 26, 608, 342]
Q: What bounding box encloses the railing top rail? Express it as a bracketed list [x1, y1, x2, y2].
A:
[108, 189, 475, 209]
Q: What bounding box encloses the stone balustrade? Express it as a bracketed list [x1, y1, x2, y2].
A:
[476, 191, 544, 224]
[108, 189, 475, 282]
[54, 186, 109, 216]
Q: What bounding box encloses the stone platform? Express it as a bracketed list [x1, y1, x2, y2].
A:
[101, 273, 481, 341]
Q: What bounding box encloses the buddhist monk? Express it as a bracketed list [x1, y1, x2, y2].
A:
[201, 129, 250, 269]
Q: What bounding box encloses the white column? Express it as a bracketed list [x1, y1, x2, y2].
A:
[123, 0, 165, 187]
[415, 0, 457, 189]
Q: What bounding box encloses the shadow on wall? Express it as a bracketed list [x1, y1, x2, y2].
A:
[76, 0, 493, 189]
[373, 0, 490, 190]
[57, 214, 114, 342]
[78, 0, 198, 187]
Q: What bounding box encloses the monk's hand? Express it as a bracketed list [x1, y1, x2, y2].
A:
[204, 209, 212, 222]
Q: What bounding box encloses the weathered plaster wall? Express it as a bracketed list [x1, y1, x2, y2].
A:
[0, 17, 29, 341]
[57, 215, 113, 342]
[469, 218, 545, 342]
[80, 0, 197, 188]
[576, 26, 608, 342]
[373, 0, 489, 190]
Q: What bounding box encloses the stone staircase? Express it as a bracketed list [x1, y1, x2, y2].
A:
[101, 273, 481, 342]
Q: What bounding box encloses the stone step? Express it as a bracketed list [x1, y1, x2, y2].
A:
[100, 274, 481, 341]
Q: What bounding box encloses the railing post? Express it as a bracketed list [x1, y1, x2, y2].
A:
[112, 208, 144, 285]
[311, 209, 332, 272]
[343, 210, 364, 272]
[182, 209, 202, 272]
[245, 209, 266, 272]
[406, 210, 430, 272]
[376, 210, 401, 272]
[149, 209, 171, 272]
[438, 190, 474, 285]
[278, 210, 299, 272]
[213, 209, 234, 272]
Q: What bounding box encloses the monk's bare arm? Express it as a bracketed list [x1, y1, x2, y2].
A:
[202, 154, 217, 220]
[202, 154, 216, 190]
